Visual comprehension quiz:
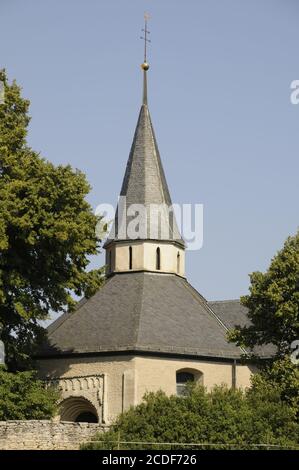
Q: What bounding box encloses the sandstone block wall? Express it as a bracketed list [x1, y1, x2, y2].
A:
[38, 355, 254, 424]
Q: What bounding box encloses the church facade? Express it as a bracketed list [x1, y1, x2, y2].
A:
[36, 59, 259, 425]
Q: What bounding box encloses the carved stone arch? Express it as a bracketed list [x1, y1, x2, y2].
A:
[75, 378, 81, 391]
[59, 395, 99, 423]
[62, 379, 68, 392]
[83, 377, 89, 390]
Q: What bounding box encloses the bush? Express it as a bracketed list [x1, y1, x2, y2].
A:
[0, 367, 59, 420]
[83, 384, 299, 450]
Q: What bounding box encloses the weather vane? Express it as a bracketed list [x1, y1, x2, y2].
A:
[140, 12, 151, 70]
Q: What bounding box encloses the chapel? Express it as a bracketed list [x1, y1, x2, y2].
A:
[36, 40, 266, 424]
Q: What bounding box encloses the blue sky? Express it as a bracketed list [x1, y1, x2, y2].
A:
[1, 0, 298, 301]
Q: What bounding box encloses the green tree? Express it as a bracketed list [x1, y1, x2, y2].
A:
[0, 367, 59, 419]
[249, 356, 299, 417]
[0, 70, 105, 369]
[228, 231, 299, 416]
[228, 230, 299, 355]
[83, 385, 299, 450]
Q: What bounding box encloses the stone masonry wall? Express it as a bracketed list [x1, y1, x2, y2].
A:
[0, 420, 107, 450]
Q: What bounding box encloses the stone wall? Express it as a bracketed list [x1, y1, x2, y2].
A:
[0, 420, 107, 450]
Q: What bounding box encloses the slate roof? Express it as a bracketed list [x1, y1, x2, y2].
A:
[208, 300, 251, 331]
[38, 272, 253, 360]
[209, 299, 275, 357]
[105, 104, 184, 247]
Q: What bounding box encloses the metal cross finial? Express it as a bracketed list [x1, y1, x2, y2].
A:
[140, 12, 151, 63]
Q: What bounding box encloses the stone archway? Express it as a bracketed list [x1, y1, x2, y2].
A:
[60, 396, 99, 423]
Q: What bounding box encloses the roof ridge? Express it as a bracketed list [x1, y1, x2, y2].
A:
[146, 108, 182, 242]
[180, 279, 230, 333]
[146, 108, 166, 208]
[180, 279, 247, 355]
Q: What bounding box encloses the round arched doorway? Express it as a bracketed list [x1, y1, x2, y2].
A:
[60, 397, 98, 423]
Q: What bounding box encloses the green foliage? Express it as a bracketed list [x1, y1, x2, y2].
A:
[0, 367, 59, 420]
[228, 231, 299, 420]
[83, 385, 299, 450]
[0, 70, 105, 369]
[250, 357, 299, 416]
[228, 230, 299, 355]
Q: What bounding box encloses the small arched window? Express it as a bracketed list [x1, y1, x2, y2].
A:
[129, 246, 133, 270]
[176, 371, 194, 396]
[156, 247, 161, 270]
[177, 252, 180, 274]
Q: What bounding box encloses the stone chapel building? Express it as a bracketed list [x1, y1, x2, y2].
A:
[36, 58, 266, 425]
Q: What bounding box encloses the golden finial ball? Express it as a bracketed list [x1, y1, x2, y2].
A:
[141, 62, 150, 71]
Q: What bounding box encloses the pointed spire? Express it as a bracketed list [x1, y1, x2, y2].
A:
[105, 15, 184, 248]
[106, 95, 184, 247]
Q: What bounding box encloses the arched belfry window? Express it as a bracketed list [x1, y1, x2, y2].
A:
[129, 246, 133, 270]
[156, 247, 161, 270]
[177, 252, 180, 274]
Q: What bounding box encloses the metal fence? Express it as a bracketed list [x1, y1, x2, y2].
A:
[83, 439, 299, 450]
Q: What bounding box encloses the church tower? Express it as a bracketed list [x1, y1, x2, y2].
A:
[37, 20, 256, 424]
[104, 24, 185, 278]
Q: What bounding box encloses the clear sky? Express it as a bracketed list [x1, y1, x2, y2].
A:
[1, 0, 298, 301]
